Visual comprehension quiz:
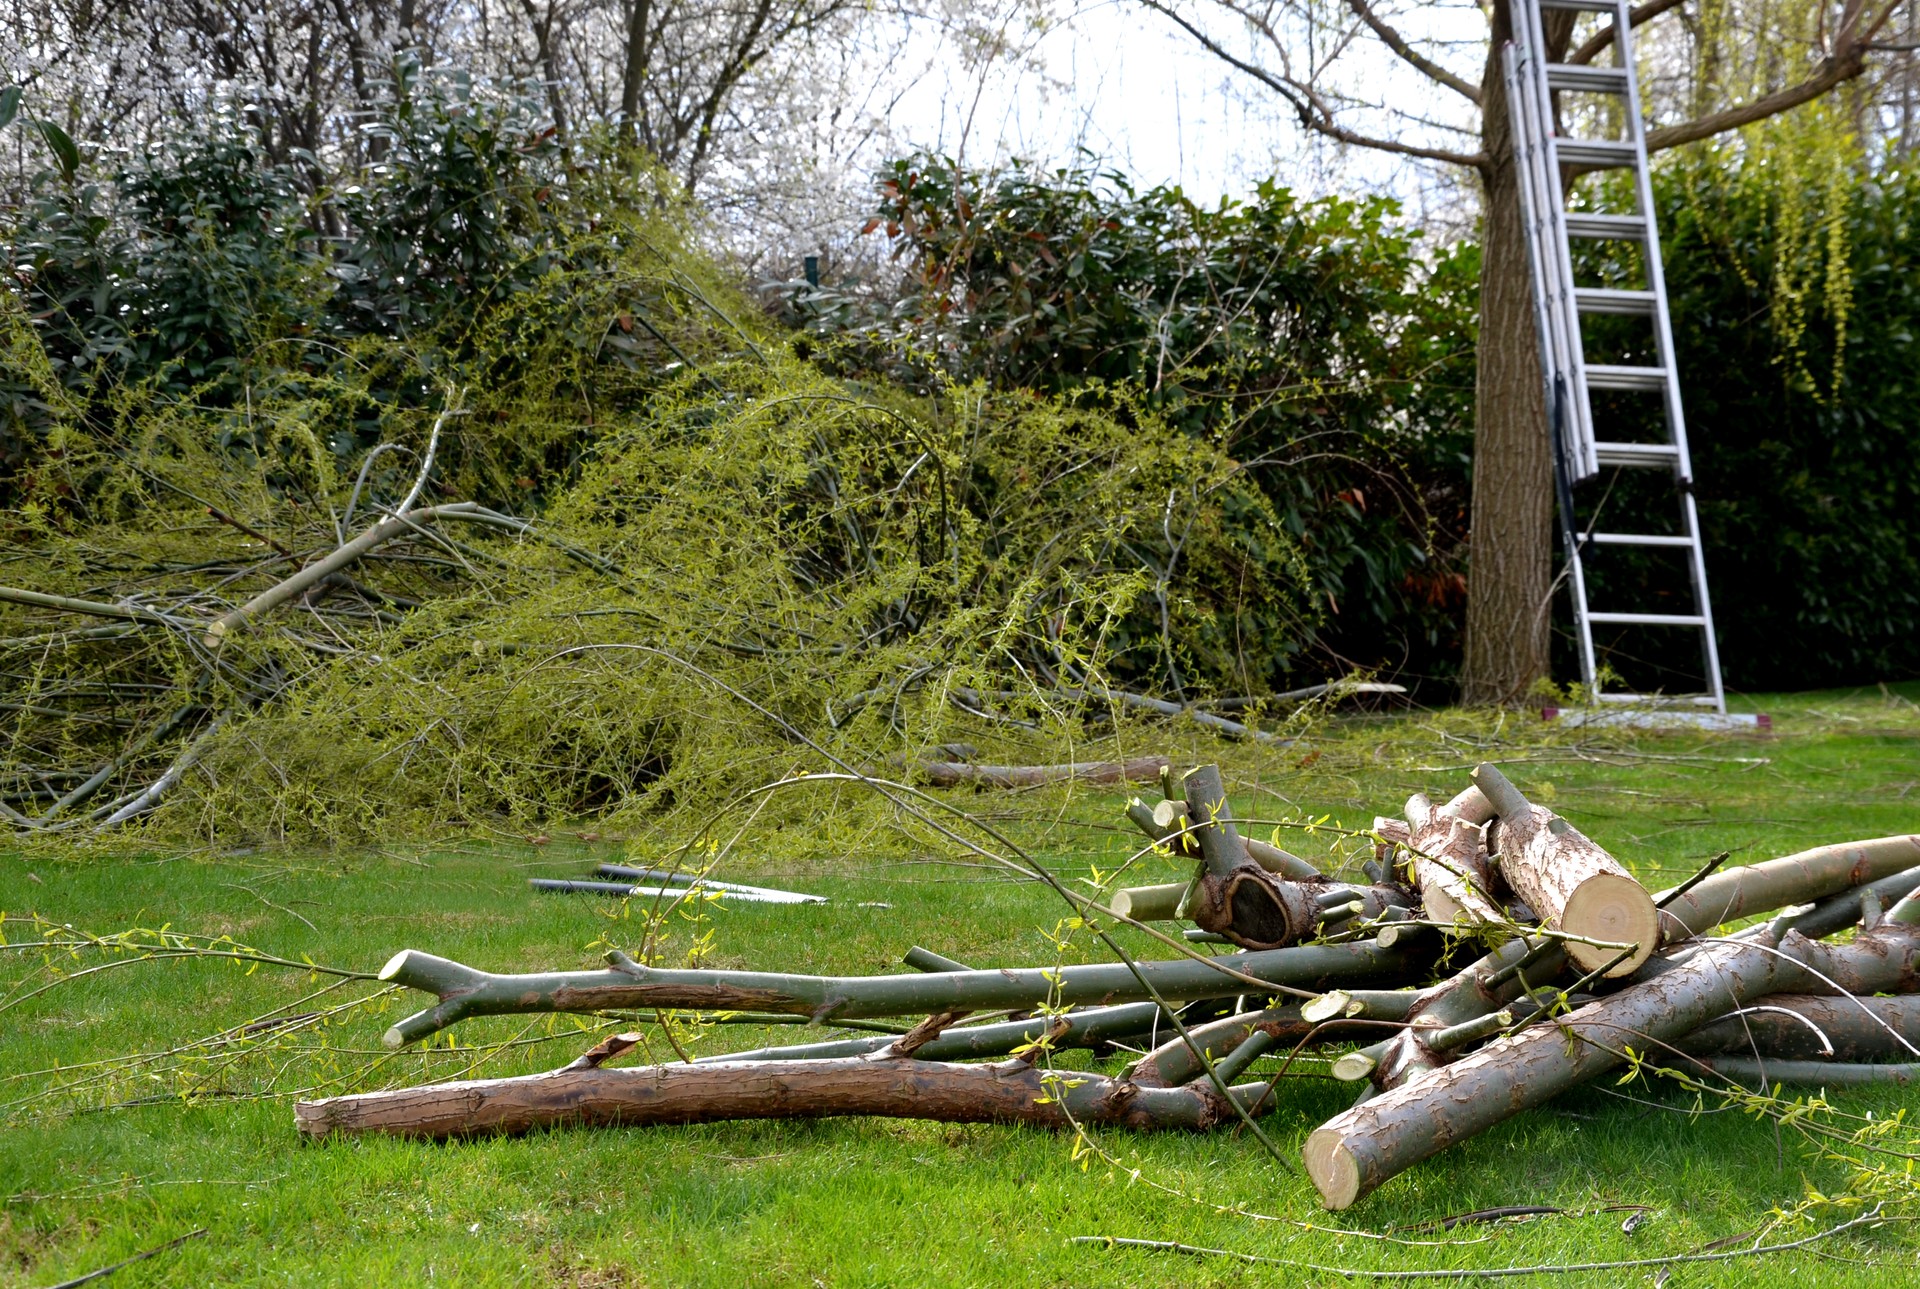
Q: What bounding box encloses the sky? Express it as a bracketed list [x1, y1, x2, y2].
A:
[878, 0, 1487, 228]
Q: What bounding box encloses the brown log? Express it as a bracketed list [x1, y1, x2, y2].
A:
[296, 1051, 1253, 1141]
[916, 755, 1169, 789]
[1472, 764, 1656, 976]
[1302, 920, 1920, 1209]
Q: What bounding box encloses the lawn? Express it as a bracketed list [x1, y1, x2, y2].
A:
[4, 684, 1918, 1286]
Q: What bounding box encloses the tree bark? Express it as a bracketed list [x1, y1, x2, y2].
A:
[1673, 993, 1920, 1062]
[1404, 790, 1503, 929]
[1461, 9, 1554, 706]
[1656, 835, 1920, 942]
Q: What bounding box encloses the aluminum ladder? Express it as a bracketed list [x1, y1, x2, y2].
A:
[1502, 0, 1728, 715]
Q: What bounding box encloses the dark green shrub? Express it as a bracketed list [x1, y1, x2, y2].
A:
[791, 155, 1479, 693]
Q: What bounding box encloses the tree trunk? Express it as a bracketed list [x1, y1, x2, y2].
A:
[1462, 12, 1555, 706]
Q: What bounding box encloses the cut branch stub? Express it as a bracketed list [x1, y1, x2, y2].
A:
[1472, 764, 1656, 976]
[1177, 764, 1410, 949]
[1129, 795, 1320, 878]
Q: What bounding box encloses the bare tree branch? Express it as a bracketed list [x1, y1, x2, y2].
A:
[1138, 0, 1489, 169]
[1566, 0, 1685, 66]
[1345, 0, 1482, 103]
[1647, 9, 1894, 154]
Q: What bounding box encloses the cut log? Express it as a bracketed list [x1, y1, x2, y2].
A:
[1472, 764, 1657, 976]
[296, 1051, 1265, 1141]
[376, 937, 1424, 1047]
[1302, 919, 1920, 1209]
[1673, 994, 1920, 1062]
[1655, 835, 1920, 942]
[1402, 790, 1503, 931]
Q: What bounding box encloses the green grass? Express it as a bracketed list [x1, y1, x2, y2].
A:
[4, 684, 1920, 1286]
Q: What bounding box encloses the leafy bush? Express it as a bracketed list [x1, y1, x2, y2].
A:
[1646, 159, 1920, 690]
[1, 86, 1323, 843]
[788, 155, 1479, 692]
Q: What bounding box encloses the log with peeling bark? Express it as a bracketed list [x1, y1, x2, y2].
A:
[1403, 786, 1502, 930]
[1301, 917, 1920, 1209]
[376, 936, 1425, 1048]
[1472, 763, 1658, 975]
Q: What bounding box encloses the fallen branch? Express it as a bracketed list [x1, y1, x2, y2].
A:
[296, 1048, 1263, 1140]
[376, 936, 1424, 1048]
[914, 755, 1168, 789]
[1066, 1203, 1887, 1280]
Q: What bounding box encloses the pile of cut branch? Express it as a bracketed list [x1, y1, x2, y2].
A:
[294, 762, 1920, 1210]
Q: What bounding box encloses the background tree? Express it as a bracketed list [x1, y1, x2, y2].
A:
[1140, 0, 1905, 702]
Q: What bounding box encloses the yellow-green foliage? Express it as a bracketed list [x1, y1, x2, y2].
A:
[2, 193, 1313, 847]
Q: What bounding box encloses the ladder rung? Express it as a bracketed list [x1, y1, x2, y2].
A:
[1594, 441, 1680, 466]
[1546, 65, 1631, 94]
[1585, 365, 1669, 391]
[1554, 139, 1637, 168]
[1564, 213, 1647, 239]
[1539, 0, 1619, 11]
[1588, 532, 1695, 547]
[1575, 287, 1657, 315]
[1587, 611, 1707, 626]
[1594, 693, 1721, 705]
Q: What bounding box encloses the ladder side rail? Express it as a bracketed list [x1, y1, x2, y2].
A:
[1610, 0, 1695, 481]
[1517, 0, 1601, 481]
[1611, 1, 1728, 711]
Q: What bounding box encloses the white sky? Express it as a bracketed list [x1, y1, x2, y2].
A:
[879, 1, 1485, 227]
